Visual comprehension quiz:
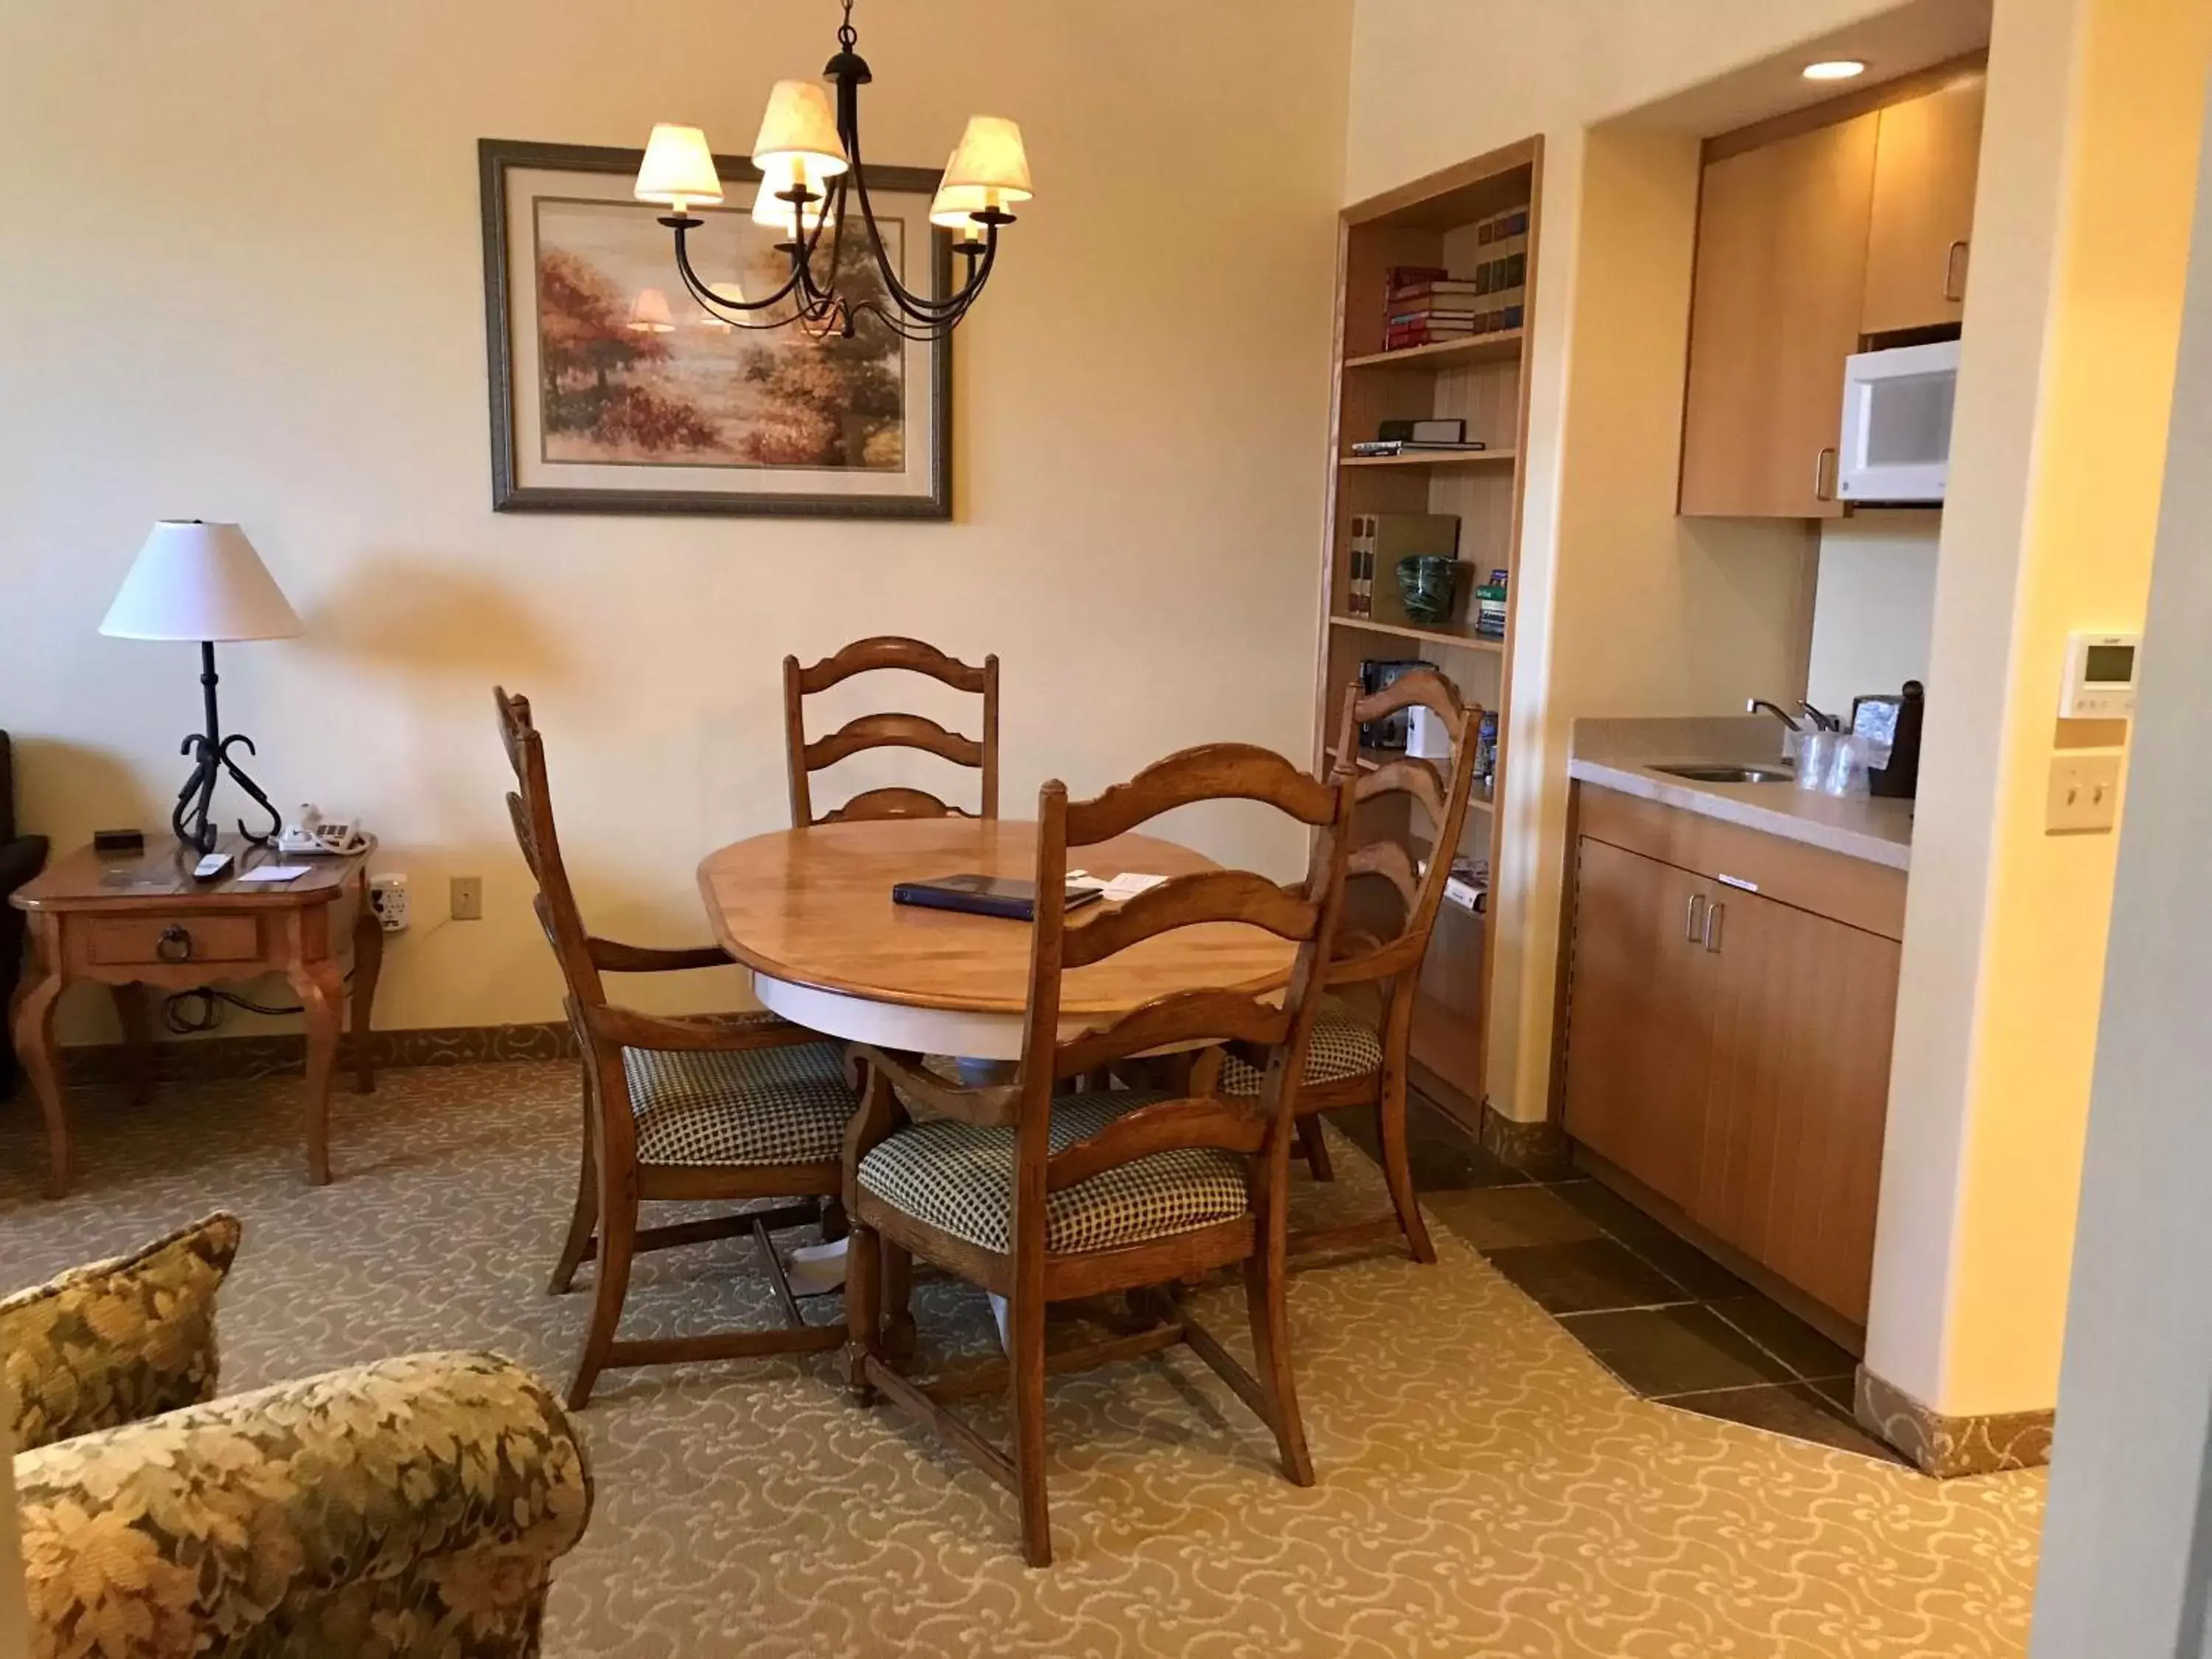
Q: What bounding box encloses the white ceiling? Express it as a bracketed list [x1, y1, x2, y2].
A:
[1609, 0, 1994, 136]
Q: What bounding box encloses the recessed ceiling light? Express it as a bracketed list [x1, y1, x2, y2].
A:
[1803, 59, 1868, 80]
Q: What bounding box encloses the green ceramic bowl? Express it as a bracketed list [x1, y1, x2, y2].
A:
[1396, 554, 1461, 625]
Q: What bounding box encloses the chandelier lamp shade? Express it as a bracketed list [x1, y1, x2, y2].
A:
[631, 0, 1029, 341]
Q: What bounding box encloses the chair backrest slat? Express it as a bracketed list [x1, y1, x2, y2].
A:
[1064, 743, 1338, 847]
[784, 636, 998, 826]
[1057, 872, 1318, 970]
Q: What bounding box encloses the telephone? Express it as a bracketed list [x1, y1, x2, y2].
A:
[276, 804, 369, 857]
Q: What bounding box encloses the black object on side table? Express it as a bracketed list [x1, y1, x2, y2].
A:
[0, 732, 53, 1099]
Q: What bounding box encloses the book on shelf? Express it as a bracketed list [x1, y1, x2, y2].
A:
[1474, 568, 1509, 639]
[1349, 439, 1489, 457]
[1414, 851, 1492, 914]
[1384, 303, 1523, 350]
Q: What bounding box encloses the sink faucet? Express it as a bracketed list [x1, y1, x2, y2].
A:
[1748, 697, 1803, 762]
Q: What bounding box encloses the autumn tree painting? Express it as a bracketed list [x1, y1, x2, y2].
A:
[531, 198, 910, 473]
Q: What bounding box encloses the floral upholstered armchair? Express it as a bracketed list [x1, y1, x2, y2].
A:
[4, 1214, 593, 1658]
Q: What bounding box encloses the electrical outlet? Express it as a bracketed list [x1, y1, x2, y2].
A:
[2047, 753, 2123, 834]
[450, 874, 484, 921]
[369, 873, 411, 933]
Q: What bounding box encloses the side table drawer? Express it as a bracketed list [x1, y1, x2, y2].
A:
[83, 914, 265, 967]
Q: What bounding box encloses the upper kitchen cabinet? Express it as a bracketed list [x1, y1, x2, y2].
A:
[1679, 114, 1878, 519]
[1862, 71, 1988, 335]
[1679, 55, 1987, 520]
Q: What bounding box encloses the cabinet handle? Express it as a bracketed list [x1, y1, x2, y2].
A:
[1703, 902, 1725, 953]
[1944, 239, 1969, 302]
[1685, 893, 1707, 942]
[156, 925, 194, 963]
[1813, 446, 1837, 503]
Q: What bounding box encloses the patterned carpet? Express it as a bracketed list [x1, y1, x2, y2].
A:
[1, 1061, 2045, 1658]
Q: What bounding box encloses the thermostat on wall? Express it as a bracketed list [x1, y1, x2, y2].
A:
[2060, 630, 2141, 720]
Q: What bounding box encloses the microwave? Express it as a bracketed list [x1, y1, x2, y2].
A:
[1837, 338, 1961, 505]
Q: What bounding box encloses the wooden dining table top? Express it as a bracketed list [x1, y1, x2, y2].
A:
[697, 818, 1297, 1018]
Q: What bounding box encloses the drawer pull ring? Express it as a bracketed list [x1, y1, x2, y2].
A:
[156, 925, 194, 963]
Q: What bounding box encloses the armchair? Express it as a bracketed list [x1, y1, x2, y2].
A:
[15, 1350, 592, 1659]
[0, 732, 51, 1099]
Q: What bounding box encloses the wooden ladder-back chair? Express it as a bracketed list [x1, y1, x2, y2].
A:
[841, 744, 1358, 1566]
[1217, 670, 1483, 1265]
[495, 688, 855, 1408]
[783, 636, 999, 826]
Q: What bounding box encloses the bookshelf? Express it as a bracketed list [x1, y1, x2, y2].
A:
[1312, 136, 1543, 1125]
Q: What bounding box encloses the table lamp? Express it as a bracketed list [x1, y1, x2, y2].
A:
[100, 521, 302, 854]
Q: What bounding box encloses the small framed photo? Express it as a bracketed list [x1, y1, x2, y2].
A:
[479, 139, 953, 519]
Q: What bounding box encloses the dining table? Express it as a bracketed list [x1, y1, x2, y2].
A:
[695, 816, 1297, 1064]
[696, 815, 1298, 1303]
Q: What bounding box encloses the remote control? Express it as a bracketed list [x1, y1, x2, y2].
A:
[192, 852, 234, 883]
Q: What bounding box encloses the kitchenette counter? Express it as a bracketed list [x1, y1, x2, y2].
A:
[1568, 716, 1913, 872]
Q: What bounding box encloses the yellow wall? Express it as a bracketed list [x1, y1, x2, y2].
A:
[1343, 0, 1904, 1118]
[1868, 0, 2211, 1416]
[0, 1, 1352, 1043]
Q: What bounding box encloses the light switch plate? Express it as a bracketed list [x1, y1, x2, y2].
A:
[2047, 754, 2123, 834]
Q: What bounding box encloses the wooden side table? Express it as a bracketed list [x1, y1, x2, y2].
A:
[7, 836, 382, 1196]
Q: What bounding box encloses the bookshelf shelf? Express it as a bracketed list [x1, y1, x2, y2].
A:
[1343, 329, 1525, 372]
[1330, 614, 1505, 653]
[1311, 133, 1543, 1123]
[1339, 448, 1517, 470]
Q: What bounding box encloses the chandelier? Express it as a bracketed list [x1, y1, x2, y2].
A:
[630, 0, 1031, 342]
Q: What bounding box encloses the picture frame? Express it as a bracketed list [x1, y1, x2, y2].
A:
[477, 138, 953, 520]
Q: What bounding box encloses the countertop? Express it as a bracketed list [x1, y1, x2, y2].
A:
[1568, 716, 1913, 872]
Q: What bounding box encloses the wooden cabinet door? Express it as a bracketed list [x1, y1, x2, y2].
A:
[1694, 889, 1900, 1326]
[1862, 72, 1986, 335]
[1679, 114, 1879, 518]
[1560, 838, 1719, 1211]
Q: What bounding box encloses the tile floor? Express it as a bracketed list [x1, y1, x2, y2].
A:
[1328, 1096, 1904, 1465]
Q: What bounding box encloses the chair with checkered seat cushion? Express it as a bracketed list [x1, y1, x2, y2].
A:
[858, 1090, 1251, 1256]
[1215, 1001, 1381, 1098]
[626, 1040, 855, 1167]
[1242, 670, 1484, 1267]
[497, 689, 856, 1411]
[841, 742, 1359, 1567]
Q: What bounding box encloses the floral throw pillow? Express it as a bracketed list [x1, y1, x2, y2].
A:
[0, 1211, 241, 1453]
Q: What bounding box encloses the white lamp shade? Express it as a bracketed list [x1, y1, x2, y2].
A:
[634, 122, 725, 208]
[100, 521, 302, 643]
[930, 179, 1004, 230]
[750, 80, 849, 187]
[627, 287, 676, 331]
[751, 155, 840, 234]
[941, 116, 1032, 200]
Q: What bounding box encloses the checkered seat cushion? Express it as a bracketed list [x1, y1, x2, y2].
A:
[1217, 1000, 1382, 1096]
[623, 1040, 855, 1167]
[857, 1091, 1251, 1256]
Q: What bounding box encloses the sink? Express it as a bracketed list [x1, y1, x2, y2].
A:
[1652, 763, 1795, 785]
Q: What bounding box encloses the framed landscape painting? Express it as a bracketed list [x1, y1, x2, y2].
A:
[479, 139, 953, 518]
